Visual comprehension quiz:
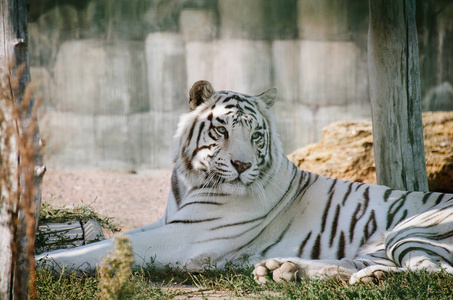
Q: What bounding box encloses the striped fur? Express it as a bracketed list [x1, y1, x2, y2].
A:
[37, 81, 453, 283]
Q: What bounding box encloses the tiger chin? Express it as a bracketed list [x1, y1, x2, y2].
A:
[36, 80, 453, 284]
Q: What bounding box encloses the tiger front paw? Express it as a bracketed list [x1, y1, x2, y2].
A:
[253, 259, 298, 284]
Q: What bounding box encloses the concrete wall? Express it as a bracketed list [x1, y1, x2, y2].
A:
[28, 0, 453, 170]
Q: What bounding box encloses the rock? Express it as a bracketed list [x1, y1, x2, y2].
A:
[423, 112, 453, 192]
[288, 111, 453, 193]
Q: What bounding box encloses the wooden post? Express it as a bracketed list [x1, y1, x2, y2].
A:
[0, 0, 44, 299]
[368, 0, 428, 191]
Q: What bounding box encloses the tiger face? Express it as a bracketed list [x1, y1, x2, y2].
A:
[174, 81, 281, 195]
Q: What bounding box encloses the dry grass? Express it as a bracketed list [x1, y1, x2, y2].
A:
[0, 63, 43, 299]
[97, 235, 135, 300]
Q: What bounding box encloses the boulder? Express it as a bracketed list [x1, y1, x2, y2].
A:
[288, 111, 453, 193]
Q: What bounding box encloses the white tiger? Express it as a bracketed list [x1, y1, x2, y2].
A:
[37, 80, 453, 284]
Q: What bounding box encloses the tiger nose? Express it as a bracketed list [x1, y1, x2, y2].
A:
[231, 160, 252, 174]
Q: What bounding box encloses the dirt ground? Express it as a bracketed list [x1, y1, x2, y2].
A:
[41, 168, 172, 234]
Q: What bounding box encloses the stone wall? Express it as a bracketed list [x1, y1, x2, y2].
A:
[28, 0, 453, 170]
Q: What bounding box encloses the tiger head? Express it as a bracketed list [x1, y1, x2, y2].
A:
[173, 80, 282, 196]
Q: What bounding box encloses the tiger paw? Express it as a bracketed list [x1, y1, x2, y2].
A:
[253, 259, 298, 284]
[349, 265, 398, 284]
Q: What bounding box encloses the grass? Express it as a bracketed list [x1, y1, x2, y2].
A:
[35, 266, 453, 300]
[35, 204, 453, 300]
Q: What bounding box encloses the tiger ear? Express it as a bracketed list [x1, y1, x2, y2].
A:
[256, 88, 278, 108]
[189, 80, 215, 110]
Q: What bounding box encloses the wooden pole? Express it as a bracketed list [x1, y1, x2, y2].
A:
[368, 0, 428, 191]
[0, 0, 44, 299]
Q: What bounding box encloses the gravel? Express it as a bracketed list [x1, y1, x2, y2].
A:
[41, 168, 172, 233]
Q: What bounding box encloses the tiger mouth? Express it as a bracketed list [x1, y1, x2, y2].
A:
[209, 174, 243, 186]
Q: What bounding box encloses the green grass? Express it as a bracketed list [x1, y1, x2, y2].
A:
[35, 266, 453, 300]
[35, 204, 453, 299]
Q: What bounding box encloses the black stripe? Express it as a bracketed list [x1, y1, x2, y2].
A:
[434, 194, 445, 205]
[192, 143, 215, 159]
[240, 98, 256, 108]
[192, 192, 230, 197]
[349, 187, 370, 243]
[383, 188, 393, 202]
[386, 192, 410, 229]
[342, 182, 353, 205]
[311, 234, 321, 259]
[179, 201, 223, 210]
[169, 217, 220, 224]
[349, 203, 362, 243]
[337, 231, 346, 259]
[182, 116, 199, 170]
[208, 131, 217, 140]
[171, 170, 182, 209]
[298, 231, 312, 257]
[329, 204, 341, 247]
[364, 210, 377, 240]
[186, 116, 198, 142]
[243, 105, 256, 113]
[195, 121, 206, 150]
[422, 192, 432, 204]
[215, 117, 227, 124]
[321, 179, 337, 232]
[355, 183, 365, 191]
[210, 216, 264, 231]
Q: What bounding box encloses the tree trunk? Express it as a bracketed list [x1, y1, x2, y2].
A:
[368, 0, 428, 191]
[0, 0, 44, 299]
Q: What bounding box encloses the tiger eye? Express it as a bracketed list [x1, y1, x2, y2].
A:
[252, 132, 262, 140]
[217, 126, 227, 134]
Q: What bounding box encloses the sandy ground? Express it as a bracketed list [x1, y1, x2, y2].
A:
[41, 168, 172, 233]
